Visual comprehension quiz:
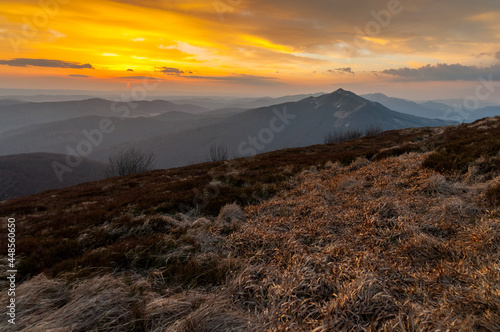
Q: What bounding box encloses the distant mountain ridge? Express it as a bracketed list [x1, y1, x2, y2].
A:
[0, 98, 207, 133]
[362, 93, 450, 119]
[363, 93, 500, 122]
[116, 89, 453, 168]
[0, 89, 455, 171]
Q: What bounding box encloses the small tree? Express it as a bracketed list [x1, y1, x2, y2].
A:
[207, 143, 228, 162]
[106, 148, 155, 177]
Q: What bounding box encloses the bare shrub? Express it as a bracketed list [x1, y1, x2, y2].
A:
[364, 124, 384, 137]
[106, 147, 155, 177]
[324, 129, 363, 144]
[207, 143, 228, 162]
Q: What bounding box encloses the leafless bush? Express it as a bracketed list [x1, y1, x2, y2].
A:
[364, 124, 384, 137]
[207, 143, 228, 162]
[106, 147, 155, 177]
[324, 129, 363, 144]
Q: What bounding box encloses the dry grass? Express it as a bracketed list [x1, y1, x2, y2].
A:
[1, 119, 500, 330]
[228, 152, 500, 330]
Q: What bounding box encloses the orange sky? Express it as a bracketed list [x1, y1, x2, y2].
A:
[0, 0, 499, 99]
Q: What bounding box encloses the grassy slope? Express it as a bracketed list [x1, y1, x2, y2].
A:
[0, 118, 499, 331]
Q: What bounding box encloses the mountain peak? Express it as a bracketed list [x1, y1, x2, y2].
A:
[310, 88, 365, 109]
[332, 88, 354, 95]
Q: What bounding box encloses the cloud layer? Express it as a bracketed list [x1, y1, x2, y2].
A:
[0, 58, 93, 69]
[382, 63, 500, 81]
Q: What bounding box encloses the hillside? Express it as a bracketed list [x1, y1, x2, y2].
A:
[0, 153, 106, 201]
[0, 118, 499, 330]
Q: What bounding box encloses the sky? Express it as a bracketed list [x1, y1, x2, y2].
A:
[0, 0, 499, 100]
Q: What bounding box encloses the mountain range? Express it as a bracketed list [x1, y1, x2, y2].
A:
[363, 93, 500, 122]
[3, 88, 499, 200]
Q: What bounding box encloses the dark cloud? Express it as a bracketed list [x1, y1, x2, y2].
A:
[185, 73, 280, 85]
[121, 76, 162, 80]
[68, 74, 90, 77]
[329, 67, 355, 75]
[474, 52, 500, 59]
[0, 58, 93, 69]
[381, 63, 500, 81]
[475, 52, 492, 58]
[156, 67, 185, 75]
[127, 69, 134, 72]
[153, 67, 276, 84]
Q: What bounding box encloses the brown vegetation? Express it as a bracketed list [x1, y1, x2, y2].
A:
[1, 118, 500, 330]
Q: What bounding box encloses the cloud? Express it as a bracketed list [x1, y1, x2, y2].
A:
[121, 76, 162, 80]
[381, 63, 500, 81]
[131, 37, 145, 42]
[474, 51, 500, 59]
[184, 73, 280, 85]
[127, 69, 134, 72]
[153, 64, 279, 85]
[0, 58, 93, 69]
[156, 67, 185, 75]
[68, 74, 90, 77]
[143, 0, 500, 62]
[329, 67, 355, 75]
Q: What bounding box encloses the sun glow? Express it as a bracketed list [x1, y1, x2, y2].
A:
[0, 0, 498, 95]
